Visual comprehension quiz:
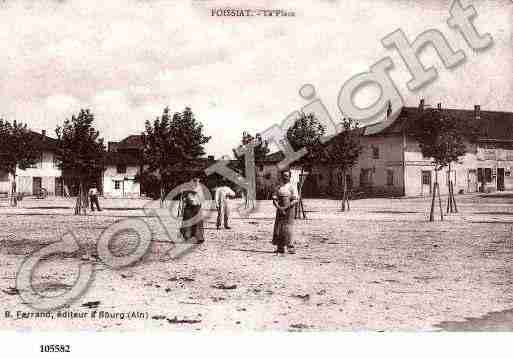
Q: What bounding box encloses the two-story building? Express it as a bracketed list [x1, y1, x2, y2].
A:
[352, 102, 513, 197]
[0, 130, 64, 196]
[103, 136, 143, 197]
[258, 102, 513, 198]
[103, 134, 221, 198]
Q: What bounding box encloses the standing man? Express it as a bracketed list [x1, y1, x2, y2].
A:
[215, 182, 235, 230]
[88, 183, 101, 212]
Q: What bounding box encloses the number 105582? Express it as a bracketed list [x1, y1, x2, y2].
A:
[40, 345, 71, 353]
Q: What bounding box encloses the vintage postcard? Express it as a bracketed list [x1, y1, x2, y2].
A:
[0, 0, 512, 356]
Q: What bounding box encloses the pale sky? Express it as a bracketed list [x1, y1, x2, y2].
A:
[0, 0, 511, 157]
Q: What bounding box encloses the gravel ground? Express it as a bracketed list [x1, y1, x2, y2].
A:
[1, 193, 513, 331]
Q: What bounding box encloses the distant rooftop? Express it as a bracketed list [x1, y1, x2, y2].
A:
[365, 106, 513, 141]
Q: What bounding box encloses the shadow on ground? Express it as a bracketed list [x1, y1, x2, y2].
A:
[436, 308, 513, 331]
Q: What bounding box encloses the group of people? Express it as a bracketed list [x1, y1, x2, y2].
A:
[179, 170, 298, 255]
[178, 178, 235, 244]
[85, 171, 299, 255]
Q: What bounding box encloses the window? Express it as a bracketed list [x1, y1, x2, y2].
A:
[484, 168, 492, 183]
[360, 168, 372, 187]
[421, 171, 431, 185]
[372, 145, 379, 159]
[114, 180, 121, 190]
[116, 164, 127, 174]
[386, 169, 394, 186]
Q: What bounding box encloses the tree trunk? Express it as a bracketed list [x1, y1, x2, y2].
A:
[446, 165, 452, 213]
[160, 182, 165, 208]
[341, 170, 347, 212]
[451, 181, 458, 213]
[437, 182, 443, 221]
[10, 172, 17, 207]
[429, 176, 436, 222]
[296, 167, 307, 220]
[446, 163, 457, 214]
[74, 181, 87, 215]
[429, 169, 444, 222]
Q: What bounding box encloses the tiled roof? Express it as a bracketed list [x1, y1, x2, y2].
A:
[263, 106, 513, 162]
[28, 131, 59, 151]
[366, 106, 513, 141]
[104, 151, 140, 165]
[118, 135, 143, 149]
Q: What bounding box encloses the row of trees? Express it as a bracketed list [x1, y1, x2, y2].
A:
[234, 113, 363, 214]
[0, 106, 210, 214]
[408, 106, 478, 221]
[235, 105, 477, 222]
[0, 103, 477, 221]
[0, 110, 108, 214]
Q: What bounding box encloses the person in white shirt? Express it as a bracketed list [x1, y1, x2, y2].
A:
[214, 183, 236, 230]
[88, 184, 101, 212]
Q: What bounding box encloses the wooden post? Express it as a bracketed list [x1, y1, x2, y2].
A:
[446, 164, 457, 214]
[429, 173, 436, 222]
[437, 182, 444, 221]
[452, 181, 458, 213]
[341, 170, 347, 212]
[296, 168, 307, 219]
[75, 181, 87, 215]
[160, 182, 165, 209]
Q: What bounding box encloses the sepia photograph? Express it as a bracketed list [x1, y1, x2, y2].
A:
[0, 0, 512, 357]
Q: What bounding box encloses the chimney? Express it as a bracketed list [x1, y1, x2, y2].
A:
[474, 105, 481, 120]
[41, 129, 46, 137]
[419, 99, 425, 111]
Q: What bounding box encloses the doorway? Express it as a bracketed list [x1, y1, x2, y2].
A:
[497, 168, 505, 191]
[467, 169, 478, 193]
[421, 170, 432, 196]
[55, 177, 64, 196]
[32, 177, 42, 196]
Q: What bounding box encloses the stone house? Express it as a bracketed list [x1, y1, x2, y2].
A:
[258, 102, 513, 198]
[103, 136, 143, 198]
[0, 130, 64, 196]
